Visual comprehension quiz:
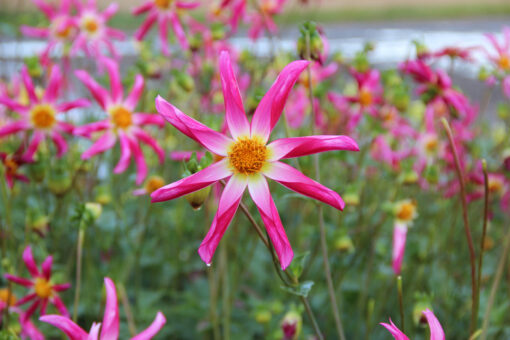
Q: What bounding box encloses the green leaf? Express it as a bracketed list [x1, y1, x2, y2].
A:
[288, 252, 309, 279]
[281, 281, 314, 297]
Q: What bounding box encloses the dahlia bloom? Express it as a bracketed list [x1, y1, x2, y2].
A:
[0, 148, 29, 188]
[72, 0, 125, 60]
[40, 277, 166, 340]
[381, 308, 445, 340]
[0, 65, 90, 161]
[248, 0, 286, 40]
[468, 162, 510, 215]
[133, 0, 200, 56]
[429, 46, 479, 62]
[151, 51, 359, 269]
[209, 0, 246, 33]
[484, 26, 510, 73]
[391, 200, 418, 275]
[20, 0, 77, 65]
[4, 246, 71, 320]
[74, 58, 165, 185]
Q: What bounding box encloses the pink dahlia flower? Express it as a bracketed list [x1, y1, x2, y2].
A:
[20, 0, 77, 65]
[0, 147, 30, 188]
[40, 277, 166, 340]
[4, 246, 71, 320]
[74, 58, 165, 185]
[248, 0, 286, 40]
[381, 308, 445, 340]
[0, 65, 90, 161]
[151, 51, 359, 269]
[71, 0, 125, 60]
[484, 26, 510, 72]
[133, 0, 200, 56]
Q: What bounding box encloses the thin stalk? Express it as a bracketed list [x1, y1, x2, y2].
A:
[474, 159, 490, 330]
[118, 283, 137, 336]
[207, 266, 221, 340]
[72, 228, 85, 322]
[397, 276, 405, 332]
[220, 242, 231, 340]
[0, 167, 12, 255]
[441, 118, 477, 335]
[480, 227, 510, 340]
[306, 30, 346, 340]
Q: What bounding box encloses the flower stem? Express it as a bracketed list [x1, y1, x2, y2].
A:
[118, 283, 137, 336]
[480, 226, 510, 340]
[441, 118, 477, 335]
[397, 275, 405, 332]
[474, 159, 490, 332]
[306, 30, 347, 340]
[72, 228, 85, 322]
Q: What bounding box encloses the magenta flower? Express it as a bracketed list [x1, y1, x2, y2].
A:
[40, 277, 166, 340]
[209, 0, 246, 33]
[381, 308, 445, 340]
[392, 224, 407, 276]
[4, 246, 71, 320]
[74, 58, 165, 185]
[484, 26, 510, 72]
[20, 0, 77, 65]
[133, 0, 200, 56]
[0, 147, 29, 188]
[151, 51, 359, 269]
[248, 0, 286, 40]
[71, 0, 125, 60]
[0, 65, 90, 161]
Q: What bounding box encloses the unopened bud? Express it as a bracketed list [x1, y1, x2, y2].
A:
[85, 202, 102, 221]
[281, 310, 302, 340]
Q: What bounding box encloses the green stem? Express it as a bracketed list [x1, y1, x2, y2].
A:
[397, 276, 405, 332]
[306, 30, 346, 340]
[220, 242, 231, 340]
[72, 228, 85, 322]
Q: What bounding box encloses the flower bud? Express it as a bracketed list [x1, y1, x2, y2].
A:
[334, 234, 355, 253]
[95, 185, 112, 205]
[211, 22, 226, 41]
[28, 159, 46, 183]
[281, 310, 302, 340]
[183, 153, 213, 209]
[176, 72, 195, 93]
[185, 186, 211, 210]
[297, 21, 323, 63]
[48, 167, 72, 196]
[85, 202, 102, 221]
[26, 210, 50, 237]
[254, 309, 271, 324]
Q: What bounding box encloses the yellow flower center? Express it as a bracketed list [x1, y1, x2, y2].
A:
[396, 202, 416, 222]
[499, 55, 510, 70]
[82, 16, 99, 34]
[145, 176, 165, 194]
[424, 136, 438, 154]
[52, 18, 74, 39]
[4, 158, 18, 175]
[359, 88, 373, 107]
[261, 0, 277, 13]
[488, 178, 504, 194]
[0, 288, 16, 306]
[155, 0, 173, 9]
[228, 137, 267, 175]
[110, 106, 133, 130]
[30, 104, 56, 129]
[34, 278, 52, 299]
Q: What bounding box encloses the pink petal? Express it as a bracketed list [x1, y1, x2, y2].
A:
[40, 315, 88, 340]
[169, 12, 189, 50]
[101, 278, 119, 340]
[267, 135, 359, 161]
[4, 274, 34, 287]
[132, 1, 154, 15]
[219, 51, 250, 139]
[16, 293, 37, 306]
[247, 175, 293, 269]
[158, 15, 170, 56]
[128, 136, 148, 185]
[263, 161, 344, 210]
[392, 224, 407, 276]
[134, 12, 158, 41]
[169, 151, 205, 161]
[52, 295, 70, 317]
[132, 113, 165, 127]
[41, 255, 53, 280]
[40, 298, 49, 315]
[151, 159, 232, 203]
[20, 317, 45, 340]
[81, 131, 117, 160]
[0, 121, 30, 138]
[52, 283, 71, 292]
[423, 309, 445, 340]
[503, 75, 510, 99]
[75, 70, 110, 109]
[21, 66, 38, 103]
[57, 98, 91, 112]
[125, 75, 145, 110]
[250, 60, 309, 142]
[103, 58, 123, 103]
[20, 26, 49, 38]
[102, 2, 119, 21]
[176, 1, 200, 9]
[113, 132, 132, 174]
[23, 132, 45, 162]
[44, 65, 62, 103]
[133, 128, 165, 164]
[74, 120, 110, 137]
[51, 132, 68, 158]
[23, 300, 41, 320]
[198, 174, 247, 265]
[32, 0, 55, 17]
[88, 322, 102, 340]
[22, 246, 40, 277]
[155, 95, 233, 155]
[131, 311, 166, 340]
[0, 96, 28, 113]
[380, 319, 409, 340]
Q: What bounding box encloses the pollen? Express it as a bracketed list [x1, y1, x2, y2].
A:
[488, 177, 504, 195]
[0, 288, 17, 306]
[82, 16, 99, 34]
[145, 176, 165, 194]
[34, 277, 52, 299]
[359, 88, 373, 107]
[110, 106, 133, 129]
[4, 158, 18, 175]
[155, 0, 173, 9]
[30, 104, 56, 129]
[499, 55, 510, 70]
[424, 136, 438, 153]
[228, 137, 268, 175]
[396, 201, 417, 222]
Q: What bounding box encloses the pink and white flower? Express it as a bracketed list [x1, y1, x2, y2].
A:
[74, 58, 165, 185]
[4, 246, 71, 320]
[151, 51, 359, 269]
[0, 65, 90, 161]
[40, 277, 166, 340]
[381, 308, 445, 340]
